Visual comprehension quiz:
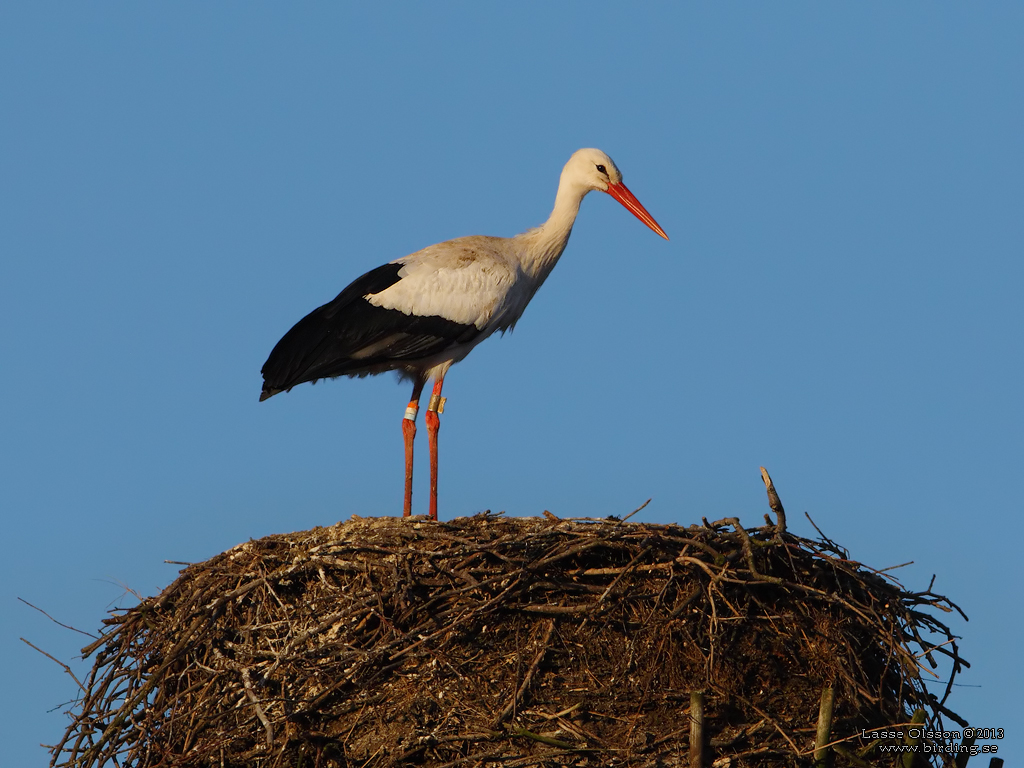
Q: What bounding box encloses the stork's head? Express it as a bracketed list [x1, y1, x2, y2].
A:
[563, 148, 624, 190]
[563, 148, 669, 240]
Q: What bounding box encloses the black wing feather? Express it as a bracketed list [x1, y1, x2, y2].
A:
[260, 263, 480, 399]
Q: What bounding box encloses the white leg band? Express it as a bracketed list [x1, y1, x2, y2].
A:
[404, 404, 419, 421]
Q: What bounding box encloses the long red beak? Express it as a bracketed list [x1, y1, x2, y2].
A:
[606, 181, 669, 240]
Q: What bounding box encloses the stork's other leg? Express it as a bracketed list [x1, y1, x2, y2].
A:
[402, 377, 426, 517]
[425, 377, 446, 521]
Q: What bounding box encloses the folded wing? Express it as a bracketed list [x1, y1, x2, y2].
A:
[260, 263, 481, 400]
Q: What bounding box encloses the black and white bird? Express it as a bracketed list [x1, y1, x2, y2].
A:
[260, 148, 668, 520]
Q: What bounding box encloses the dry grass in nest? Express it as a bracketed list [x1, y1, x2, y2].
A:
[47, 506, 967, 768]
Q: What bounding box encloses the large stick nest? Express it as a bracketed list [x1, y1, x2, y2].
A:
[50, 511, 967, 768]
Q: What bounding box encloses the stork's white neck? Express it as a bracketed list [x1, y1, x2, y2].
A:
[515, 177, 590, 283]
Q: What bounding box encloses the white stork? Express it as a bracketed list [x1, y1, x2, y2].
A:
[260, 148, 668, 520]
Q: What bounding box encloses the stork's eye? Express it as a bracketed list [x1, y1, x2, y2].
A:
[596, 164, 607, 174]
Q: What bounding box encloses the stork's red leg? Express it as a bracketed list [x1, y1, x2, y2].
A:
[402, 378, 426, 517]
[425, 377, 445, 521]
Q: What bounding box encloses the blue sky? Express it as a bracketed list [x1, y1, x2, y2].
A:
[3, 3, 1021, 763]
